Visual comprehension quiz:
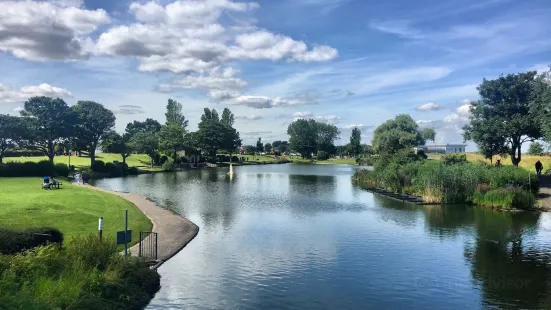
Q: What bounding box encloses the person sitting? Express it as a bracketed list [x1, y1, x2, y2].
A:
[42, 176, 51, 189]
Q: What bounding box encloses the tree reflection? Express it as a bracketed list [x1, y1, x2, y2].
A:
[464, 207, 551, 309]
[423, 205, 475, 239]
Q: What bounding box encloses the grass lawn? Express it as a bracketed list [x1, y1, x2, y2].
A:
[0, 178, 152, 245]
[291, 157, 357, 165]
[430, 152, 551, 172]
[4, 153, 152, 169]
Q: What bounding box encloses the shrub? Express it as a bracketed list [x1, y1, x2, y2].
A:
[0, 227, 63, 255]
[159, 155, 169, 166]
[54, 163, 69, 177]
[153, 153, 161, 166]
[128, 167, 139, 175]
[442, 153, 467, 165]
[91, 160, 105, 172]
[473, 186, 535, 210]
[317, 151, 330, 160]
[162, 158, 176, 172]
[0, 160, 66, 177]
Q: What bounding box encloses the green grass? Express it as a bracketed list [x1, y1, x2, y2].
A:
[0, 178, 152, 245]
[291, 157, 357, 165]
[4, 153, 152, 169]
[429, 152, 551, 172]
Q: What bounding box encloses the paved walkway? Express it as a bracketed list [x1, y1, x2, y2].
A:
[537, 176, 551, 211]
[84, 185, 199, 265]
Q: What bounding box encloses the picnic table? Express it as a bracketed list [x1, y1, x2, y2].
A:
[42, 180, 63, 190]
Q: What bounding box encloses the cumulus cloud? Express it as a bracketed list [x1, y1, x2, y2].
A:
[0, 0, 110, 61]
[416, 102, 441, 111]
[341, 124, 367, 129]
[112, 104, 145, 115]
[291, 111, 342, 124]
[225, 93, 317, 109]
[0, 83, 72, 104]
[416, 103, 473, 143]
[235, 115, 263, 121]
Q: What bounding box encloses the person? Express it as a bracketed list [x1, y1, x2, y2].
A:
[82, 172, 88, 184]
[75, 172, 81, 185]
[495, 159, 502, 168]
[536, 160, 543, 176]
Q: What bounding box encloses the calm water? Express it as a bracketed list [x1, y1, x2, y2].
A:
[92, 164, 551, 309]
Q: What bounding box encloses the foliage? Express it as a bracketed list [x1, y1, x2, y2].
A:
[0, 161, 68, 177]
[316, 122, 340, 154]
[287, 119, 339, 157]
[125, 118, 161, 137]
[91, 160, 105, 172]
[101, 131, 133, 164]
[463, 71, 543, 166]
[244, 145, 256, 154]
[129, 132, 159, 167]
[197, 109, 227, 161]
[0, 236, 160, 309]
[220, 108, 235, 127]
[0, 114, 25, 163]
[531, 67, 551, 141]
[272, 140, 289, 154]
[316, 151, 330, 160]
[165, 98, 189, 128]
[159, 124, 185, 160]
[420, 127, 436, 142]
[21, 96, 75, 164]
[349, 127, 362, 156]
[441, 153, 468, 165]
[71, 101, 116, 166]
[372, 114, 425, 155]
[264, 143, 272, 153]
[162, 158, 176, 172]
[473, 185, 535, 210]
[528, 142, 545, 155]
[256, 137, 263, 154]
[128, 167, 139, 175]
[0, 227, 63, 255]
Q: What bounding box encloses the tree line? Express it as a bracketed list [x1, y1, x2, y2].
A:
[0, 97, 242, 168]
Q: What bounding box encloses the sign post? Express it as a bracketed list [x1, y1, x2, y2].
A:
[124, 210, 128, 257]
[98, 217, 103, 240]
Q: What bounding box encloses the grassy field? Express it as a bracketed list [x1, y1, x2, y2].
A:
[4, 153, 152, 169]
[290, 157, 357, 165]
[430, 152, 551, 172]
[0, 178, 152, 244]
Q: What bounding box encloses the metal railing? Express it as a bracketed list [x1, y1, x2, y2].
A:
[138, 231, 158, 261]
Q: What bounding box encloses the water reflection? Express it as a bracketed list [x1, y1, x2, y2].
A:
[90, 164, 551, 310]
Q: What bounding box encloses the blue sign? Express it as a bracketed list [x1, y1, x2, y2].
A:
[116, 230, 132, 245]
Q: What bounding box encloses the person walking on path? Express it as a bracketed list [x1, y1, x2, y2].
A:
[536, 160, 543, 176]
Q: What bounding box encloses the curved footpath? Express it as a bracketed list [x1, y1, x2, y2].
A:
[83, 184, 199, 268]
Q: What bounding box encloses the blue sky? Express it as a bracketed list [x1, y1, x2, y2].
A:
[0, 0, 549, 148]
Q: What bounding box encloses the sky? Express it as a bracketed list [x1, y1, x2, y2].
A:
[0, 0, 550, 148]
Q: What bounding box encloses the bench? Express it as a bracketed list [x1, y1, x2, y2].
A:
[41, 181, 63, 190]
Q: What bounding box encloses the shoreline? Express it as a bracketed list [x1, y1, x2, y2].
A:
[83, 184, 199, 268]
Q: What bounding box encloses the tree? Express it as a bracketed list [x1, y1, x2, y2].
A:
[463, 72, 542, 166]
[361, 144, 375, 155]
[529, 142, 545, 155]
[125, 118, 161, 137]
[264, 143, 272, 154]
[101, 131, 133, 164]
[316, 123, 340, 154]
[350, 127, 362, 156]
[420, 128, 436, 143]
[532, 67, 551, 141]
[244, 145, 256, 155]
[221, 125, 241, 160]
[256, 138, 263, 154]
[0, 115, 25, 163]
[21, 96, 74, 164]
[165, 99, 189, 128]
[200, 108, 219, 123]
[159, 124, 185, 160]
[197, 119, 226, 161]
[272, 140, 289, 154]
[372, 114, 424, 155]
[287, 119, 317, 158]
[129, 131, 159, 167]
[220, 108, 235, 127]
[72, 101, 116, 166]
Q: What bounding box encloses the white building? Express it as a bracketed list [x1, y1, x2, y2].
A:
[416, 143, 467, 154]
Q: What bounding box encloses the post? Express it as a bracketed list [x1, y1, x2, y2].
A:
[124, 210, 128, 257]
[98, 217, 103, 240]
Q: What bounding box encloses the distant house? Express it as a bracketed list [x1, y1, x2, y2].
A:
[416, 143, 467, 154]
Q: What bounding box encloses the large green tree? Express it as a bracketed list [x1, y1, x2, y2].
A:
[420, 128, 436, 143]
[0, 114, 25, 163]
[316, 123, 340, 154]
[101, 131, 133, 164]
[130, 131, 159, 167]
[256, 137, 263, 154]
[528, 142, 545, 155]
[531, 67, 551, 141]
[372, 114, 424, 155]
[221, 125, 241, 160]
[165, 99, 189, 128]
[125, 118, 161, 137]
[220, 108, 235, 127]
[21, 96, 74, 164]
[72, 101, 116, 165]
[350, 127, 362, 156]
[197, 108, 238, 162]
[287, 119, 318, 158]
[272, 140, 289, 154]
[463, 72, 543, 166]
[159, 124, 186, 160]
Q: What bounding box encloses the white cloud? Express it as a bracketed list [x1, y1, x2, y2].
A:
[0, 83, 72, 104]
[235, 115, 263, 121]
[416, 103, 473, 144]
[112, 104, 145, 115]
[416, 102, 441, 112]
[341, 124, 365, 129]
[0, 1, 110, 61]
[291, 111, 341, 124]
[13, 107, 23, 113]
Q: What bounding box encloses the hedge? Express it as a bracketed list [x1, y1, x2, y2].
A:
[0, 161, 69, 177]
[0, 227, 64, 254]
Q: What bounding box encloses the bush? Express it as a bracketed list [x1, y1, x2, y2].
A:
[0, 161, 68, 177]
[317, 151, 330, 160]
[0, 236, 160, 309]
[162, 158, 176, 172]
[473, 186, 535, 210]
[91, 160, 105, 172]
[442, 153, 467, 165]
[0, 227, 63, 255]
[153, 153, 161, 166]
[159, 155, 169, 166]
[128, 167, 139, 175]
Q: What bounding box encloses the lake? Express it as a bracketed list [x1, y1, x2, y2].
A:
[92, 164, 551, 309]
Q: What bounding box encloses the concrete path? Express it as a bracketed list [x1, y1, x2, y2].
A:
[83, 185, 199, 266]
[537, 176, 551, 211]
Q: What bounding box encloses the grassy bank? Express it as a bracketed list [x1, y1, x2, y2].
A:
[0, 236, 160, 309]
[4, 153, 152, 170]
[291, 157, 357, 165]
[0, 178, 152, 243]
[430, 152, 551, 172]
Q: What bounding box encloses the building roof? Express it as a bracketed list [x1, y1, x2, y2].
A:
[418, 143, 467, 148]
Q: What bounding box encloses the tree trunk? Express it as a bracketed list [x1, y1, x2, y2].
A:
[122, 155, 127, 165]
[0, 156, 3, 164]
[510, 141, 521, 166]
[89, 148, 96, 167]
[47, 141, 55, 165]
[151, 156, 154, 168]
